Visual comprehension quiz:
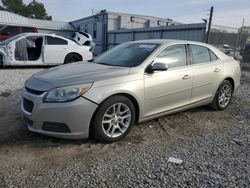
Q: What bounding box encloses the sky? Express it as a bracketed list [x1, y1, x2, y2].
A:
[22, 0, 250, 29]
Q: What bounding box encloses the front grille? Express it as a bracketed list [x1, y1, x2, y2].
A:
[42, 122, 71, 133]
[23, 98, 34, 113]
[25, 87, 45, 95]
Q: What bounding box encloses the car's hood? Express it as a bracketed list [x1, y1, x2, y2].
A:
[27, 62, 130, 91]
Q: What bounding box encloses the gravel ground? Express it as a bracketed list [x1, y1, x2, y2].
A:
[0, 67, 249, 187]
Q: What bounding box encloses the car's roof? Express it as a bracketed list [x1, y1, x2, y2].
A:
[19, 32, 64, 38]
[0, 32, 77, 45]
[128, 39, 230, 60]
[128, 39, 208, 46]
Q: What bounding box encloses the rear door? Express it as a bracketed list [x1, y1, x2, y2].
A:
[43, 36, 68, 65]
[188, 44, 223, 103]
[144, 44, 193, 117]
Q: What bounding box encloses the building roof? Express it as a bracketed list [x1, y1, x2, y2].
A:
[107, 11, 181, 24]
[71, 10, 180, 25]
[0, 10, 75, 31]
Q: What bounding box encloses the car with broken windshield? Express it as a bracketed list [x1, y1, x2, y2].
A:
[22, 40, 241, 143]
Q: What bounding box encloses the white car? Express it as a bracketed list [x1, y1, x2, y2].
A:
[0, 33, 93, 66]
[72, 31, 95, 53]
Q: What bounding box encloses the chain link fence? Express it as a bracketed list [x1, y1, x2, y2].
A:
[208, 24, 250, 62]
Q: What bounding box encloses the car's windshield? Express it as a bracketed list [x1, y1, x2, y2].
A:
[0, 33, 25, 44]
[94, 43, 159, 67]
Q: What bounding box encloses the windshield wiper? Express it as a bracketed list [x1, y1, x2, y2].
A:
[96, 62, 113, 66]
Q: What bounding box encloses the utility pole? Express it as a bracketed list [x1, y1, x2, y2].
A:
[234, 18, 245, 57]
[238, 18, 245, 49]
[206, 6, 214, 43]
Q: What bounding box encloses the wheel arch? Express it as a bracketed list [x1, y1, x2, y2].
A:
[90, 92, 141, 130]
[64, 52, 83, 63]
[224, 77, 235, 92]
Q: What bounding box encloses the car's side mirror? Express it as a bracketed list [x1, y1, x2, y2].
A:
[147, 62, 168, 73]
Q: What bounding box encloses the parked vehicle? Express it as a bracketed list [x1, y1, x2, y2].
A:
[22, 40, 241, 142]
[242, 40, 250, 63]
[0, 33, 93, 66]
[72, 31, 95, 53]
[219, 45, 242, 61]
[0, 25, 37, 41]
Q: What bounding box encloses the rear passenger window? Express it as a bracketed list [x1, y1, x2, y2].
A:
[46, 36, 68, 45]
[190, 45, 210, 64]
[155, 44, 187, 68]
[209, 50, 218, 61]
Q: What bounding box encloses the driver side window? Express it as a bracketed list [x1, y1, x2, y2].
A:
[155, 44, 187, 69]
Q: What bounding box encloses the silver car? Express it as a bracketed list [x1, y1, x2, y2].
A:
[22, 40, 241, 142]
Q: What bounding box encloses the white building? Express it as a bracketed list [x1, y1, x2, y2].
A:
[70, 10, 181, 54]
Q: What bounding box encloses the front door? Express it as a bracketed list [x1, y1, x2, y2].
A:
[14, 36, 44, 65]
[144, 44, 193, 118]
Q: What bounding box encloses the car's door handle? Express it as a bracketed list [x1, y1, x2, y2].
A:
[214, 68, 221, 73]
[182, 75, 191, 80]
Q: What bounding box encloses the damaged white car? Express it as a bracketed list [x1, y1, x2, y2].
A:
[0, 32, 93, 66]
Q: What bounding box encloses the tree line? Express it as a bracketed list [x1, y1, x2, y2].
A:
[0, 0, 52, 20]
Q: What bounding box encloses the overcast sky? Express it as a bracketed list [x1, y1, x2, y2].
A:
[23, 0, 250, 28]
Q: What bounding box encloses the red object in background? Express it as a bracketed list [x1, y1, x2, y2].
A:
[0, 26, 38, 41]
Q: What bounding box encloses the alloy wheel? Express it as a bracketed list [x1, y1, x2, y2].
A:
[101, 103, 131, 138]
[218, 85, 232, 108]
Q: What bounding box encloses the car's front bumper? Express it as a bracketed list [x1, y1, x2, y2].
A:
[21, 88, 98, 139]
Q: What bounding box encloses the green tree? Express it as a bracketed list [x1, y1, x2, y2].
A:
[1, 0, 52, 20]
[26, 0, 52, 20]
[1, 0, 27, 15]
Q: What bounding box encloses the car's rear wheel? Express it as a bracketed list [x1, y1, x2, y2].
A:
[91, 95, 136, 143]
[64, 53, 82, 64]
[211, 80, 233, 110]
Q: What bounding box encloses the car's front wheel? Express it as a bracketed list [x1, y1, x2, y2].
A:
[91, 95, 136, 143]
[211, 80, 233, 110]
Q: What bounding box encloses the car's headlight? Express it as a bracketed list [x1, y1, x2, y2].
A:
[44, 83, 92, 102]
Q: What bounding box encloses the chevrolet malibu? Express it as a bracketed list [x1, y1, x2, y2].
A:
[22, 40, 241, 143]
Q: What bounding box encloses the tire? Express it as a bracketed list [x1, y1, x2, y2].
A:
[64, 53, 82, 64]
[91, 95, 136, 143]
[210, 80, 233, 111]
